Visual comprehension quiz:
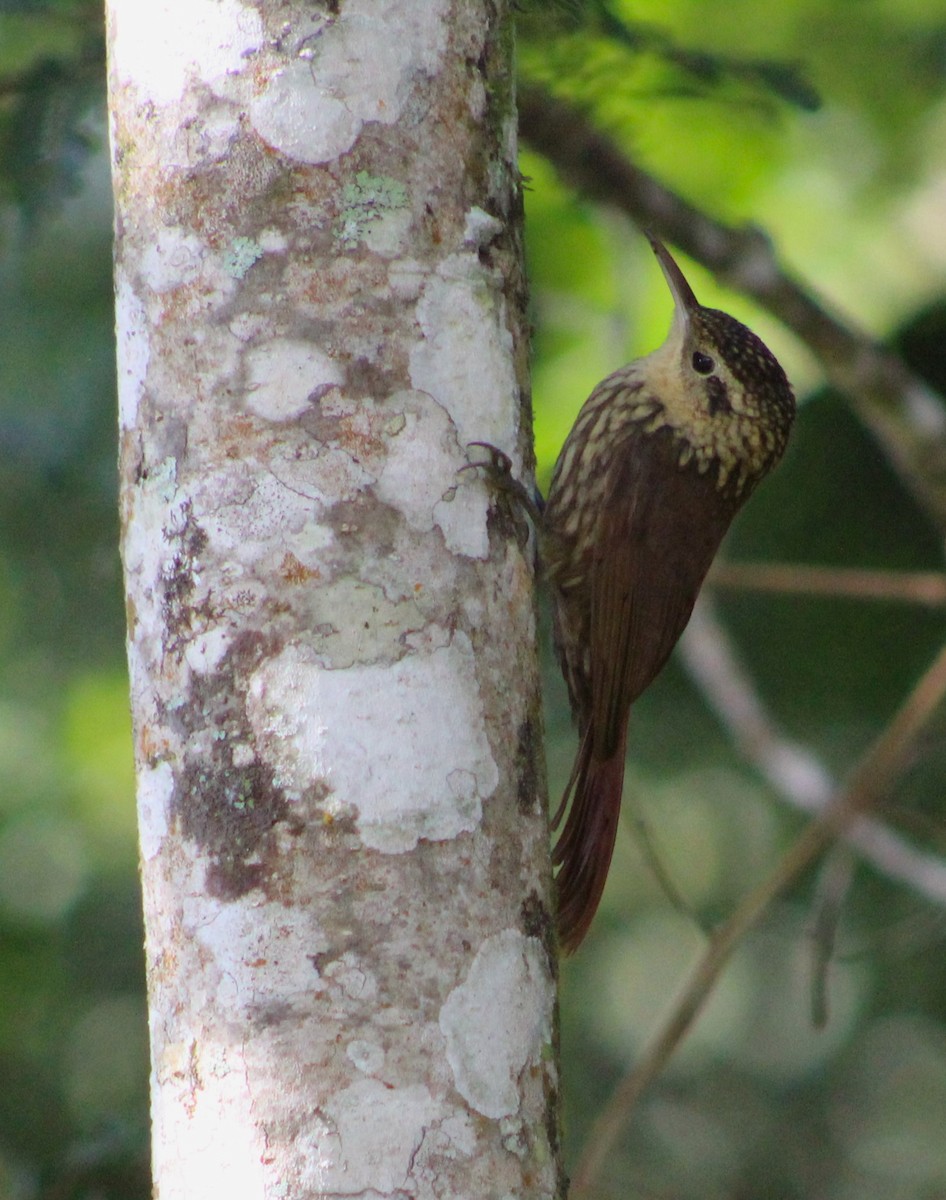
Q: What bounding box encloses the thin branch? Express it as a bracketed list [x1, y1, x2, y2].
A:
[808, 847, 857, 1029]
[679, 596, 946, 907]
[709, 561, 946, 607]
[570, 636, 946, 1198]
[518, 84, 946, 530]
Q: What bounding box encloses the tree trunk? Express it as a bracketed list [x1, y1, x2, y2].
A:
[106, 1, 561, 1195]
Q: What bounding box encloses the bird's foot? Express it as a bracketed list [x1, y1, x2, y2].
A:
[463, 441, 544, 529]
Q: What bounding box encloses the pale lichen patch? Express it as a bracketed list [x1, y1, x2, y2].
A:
[244, 339, 343, 422]
[248, 0, 449, 165]
[221, 236, 263, 280]
[196, 461, 333, 569]
[183, 626, 233, 676]
[410, 252, 519, 467]
[111, 0, 263, 108]
[314, 1079, 440, 1194]
[334, 171, 409, 254]
[322, 952, 378, 1002]
[269, 576, 426, 670]
[151, 1042, 268, 1200]
[375, 390, 489, 558]
[122, 455, 186, 626]
[463, 206, 504, 250]
[189, 891, 330, 1014]
[388, 257, 427, 302]
[346, 1039, 384, 1075]
[245, 637, 498, 851]
[114, 275, 150, 431]
[137, 761, 173, 861]
[433, 483, 490, 560]
[439, 931, 553, 1119]
[140, 227, 206, 294]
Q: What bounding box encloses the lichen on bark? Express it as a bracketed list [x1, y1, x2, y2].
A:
[109, 0, 562, 1195]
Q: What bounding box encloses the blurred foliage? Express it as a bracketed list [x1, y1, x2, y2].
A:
[519, 0, 822, 113]
[0, 2, 102, 223]
[1, 2, 946, 1199]
[0, 5, 142, 1198]
[519, 5, 946, 1197]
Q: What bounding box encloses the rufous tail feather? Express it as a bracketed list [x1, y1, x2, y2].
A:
[552, 725, 628, 953]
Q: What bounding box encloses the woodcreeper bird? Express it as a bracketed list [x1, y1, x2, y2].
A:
[545, 236, 795, 953]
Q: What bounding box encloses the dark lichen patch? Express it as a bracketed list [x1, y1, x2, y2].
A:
[520, 889, 546, 939]
[205, 854, 265, 901]
[161, 500, 212, 653]
[516, 717, 539, 815]
[322, 494, 405, 572]
[522, 885, 556, 955]
[323, 493, 382, 537]
[249, 999, 296, 1030]
[180, 757, 286, 901]
[544, 1076, 563, 1175]
[521, 888, 558, 981]
[170, 630, 290, 902]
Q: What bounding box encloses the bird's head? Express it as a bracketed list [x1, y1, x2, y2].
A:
[640, 236, 796, 494]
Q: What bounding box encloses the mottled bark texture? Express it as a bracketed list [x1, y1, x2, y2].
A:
[107, 1, 561, 1196]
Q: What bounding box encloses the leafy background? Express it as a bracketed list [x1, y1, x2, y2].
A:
[3, 1, 946, 1197]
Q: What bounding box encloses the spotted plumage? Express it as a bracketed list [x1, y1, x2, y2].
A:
[546, 237, 795, 953]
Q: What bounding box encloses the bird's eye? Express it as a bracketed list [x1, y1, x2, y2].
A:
[692, 351, 715, 375]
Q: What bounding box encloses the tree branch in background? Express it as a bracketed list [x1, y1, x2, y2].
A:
[710, 562, 946, 607]
[680, 595, 946, 908]
[518, 83, 946, 530]
[571, 635, 946, 1198]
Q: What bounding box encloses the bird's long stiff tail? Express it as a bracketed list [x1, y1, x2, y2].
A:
[552, 724, 628, 954]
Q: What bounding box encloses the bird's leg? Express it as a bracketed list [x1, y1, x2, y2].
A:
[463, 441, 545, 529]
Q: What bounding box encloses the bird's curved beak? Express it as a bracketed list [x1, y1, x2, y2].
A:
[648, 236, 699, 331]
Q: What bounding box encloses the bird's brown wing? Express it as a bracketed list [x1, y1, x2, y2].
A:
[588, 429, 737, 760]
[552, 429, 741, 951]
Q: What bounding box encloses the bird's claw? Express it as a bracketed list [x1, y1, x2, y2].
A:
[462, 442, 544, 527]
[463, 441, 514, 479]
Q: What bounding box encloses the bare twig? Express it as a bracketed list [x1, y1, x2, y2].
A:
[808, 848, 857, 1029]
[679, 597, 946, 907]
[709, 561, 946, 607]
[518, 84, 946, 530]
[570, 636, 946, 1198]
